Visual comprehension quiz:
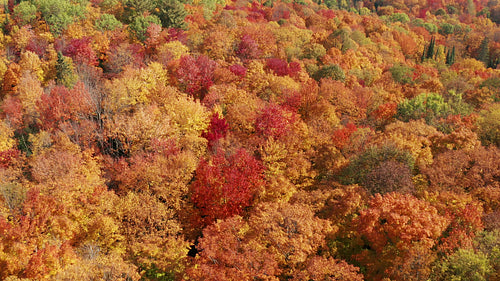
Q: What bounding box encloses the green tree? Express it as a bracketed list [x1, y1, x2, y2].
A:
[129, 14, 161, 42]
[13, 1, 37, 26]
[389, 13, 410, 23]
[422, 36, 436, 62]
[446, 46, 456, 66]
[432, 249, 493, 281]
[55, 52, 78, 88]
[121, 0, 156, 23]
[313, 64, 345, 82]
[389, 63, 414, 84]
[439, 22, 455, 35]
[153, 0, 188, 29]
[478, 37, 490, 67]
[340, 144, 415, 189]
[478, 104, 500, 147]
[396, 93, 467, 125]
[95, 13, 122, 31]
[33, 0, 88, 34]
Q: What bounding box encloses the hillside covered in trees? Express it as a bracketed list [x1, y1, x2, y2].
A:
[0, 0, 499, 280]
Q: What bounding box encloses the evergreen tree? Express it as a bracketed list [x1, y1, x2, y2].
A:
[56, 52, 78, 88]
[478, 37, 490, 67]
[153, 0, 188, 29]
[446, 46, 456, 66]
[421, 45, 427, 63]
[426, 36, 435, 60]
[422, 37, 436, 62]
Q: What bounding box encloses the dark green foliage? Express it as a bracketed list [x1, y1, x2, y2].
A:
[14, 126, 35, 156]
[389, 63, 414, 84]
[446, 4, 459, 14]
[129, 14, 161, 42]
[422, 36, 436, 62]
[313, 64, 345, 82]
[446, 46, 456, 66]
[141, 264, 176, 281]
[435, 8, 446, 16]
[56, 52, 78, 88]
[421, 37, 436, 62]
[428, 36, 435, 59]
[121, 0, 187, 28]
[478, 37, 490, 66]
[340, 144, 415, 189]
[439, 22, 455, 35]
[302, 43, 327, 60]
[153, 0, 188, 29]
[323, 0, 337, 8]
[122, 0, 156, 23]
[478, 7, 490, 17]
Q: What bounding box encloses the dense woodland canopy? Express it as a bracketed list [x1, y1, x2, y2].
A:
[0, 0, 499, 280]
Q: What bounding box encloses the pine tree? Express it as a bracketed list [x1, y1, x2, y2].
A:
[56, 52, 78, 88]
[446, 46, 456, 66]
[426, 36, 435, 60]
[478, 37, 490, 67]
[153, 0, 188, 29]
[421, 37, 436, 62]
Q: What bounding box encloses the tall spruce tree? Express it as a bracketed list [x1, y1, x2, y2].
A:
[478, 37, 490, 67]
[426, 36, 436, 59]
[446, 46, 456, 66]
[56, 52, 78, 88]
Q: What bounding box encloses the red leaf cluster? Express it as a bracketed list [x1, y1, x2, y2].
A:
[176, 55, 217, 99]
[190, 148, 265, 227]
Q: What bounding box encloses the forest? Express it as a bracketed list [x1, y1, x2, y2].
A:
[0, 0, 499, 280]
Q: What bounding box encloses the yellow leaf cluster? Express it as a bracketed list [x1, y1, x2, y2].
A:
[107, 105, 174, 153]
[202, 25, 236, 60]
[379, 120, 440, 167]
[0, 57, 7, 84]
[163, 94, 210, 156]
[11, 26, 32, 52]
[0, 121, 15, 151]
[19, 51, 44, 82]
[17, 72, 44, 118]
[158, 40, 190, 61]
[245, 60, 270, 93]
[105, 62, 169, 112]
[268, 75, 301, 101]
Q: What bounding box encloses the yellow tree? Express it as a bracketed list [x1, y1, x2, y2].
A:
[375, 119, 442, 168]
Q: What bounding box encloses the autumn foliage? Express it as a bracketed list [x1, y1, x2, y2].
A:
[190, 148, 265, 227]
[1, 0, 500, 279]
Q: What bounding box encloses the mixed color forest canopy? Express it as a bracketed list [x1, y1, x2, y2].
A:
[0, 0, 500, 280]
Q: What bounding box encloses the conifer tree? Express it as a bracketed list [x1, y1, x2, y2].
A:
[56, 52, 78, 88]
[422, 37, 436, 62]
[426, 36, 435, 60]
[478, 37, 490, 67]
[153, 0, 188, 29]
[446, 46, 456, 66]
